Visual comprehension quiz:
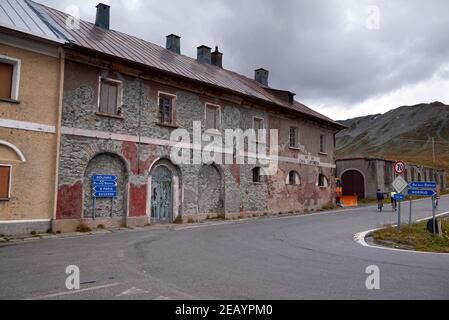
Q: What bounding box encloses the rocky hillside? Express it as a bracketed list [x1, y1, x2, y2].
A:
[336, 102, 449, 170]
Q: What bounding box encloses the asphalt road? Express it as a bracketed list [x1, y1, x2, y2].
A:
[1, 196, 448, 300]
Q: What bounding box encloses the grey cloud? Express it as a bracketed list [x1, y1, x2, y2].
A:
[39, 0, 449, 107]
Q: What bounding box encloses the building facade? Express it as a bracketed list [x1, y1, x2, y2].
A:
[0, 0, 66, 235]
[336, 158, 446, 199]
[42, 3, 344, 232]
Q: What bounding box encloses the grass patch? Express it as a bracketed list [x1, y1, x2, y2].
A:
[372, 218, 449, 253]
[216, 213, 226, 220]
[173, 216, 183, 224]
[76, 223, 92, 233]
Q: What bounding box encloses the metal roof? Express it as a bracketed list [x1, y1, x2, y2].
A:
[0, 0, 66, 42]
[32, 1, 343, 129]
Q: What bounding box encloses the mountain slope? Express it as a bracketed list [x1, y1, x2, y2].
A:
[336, 102, 449, 169]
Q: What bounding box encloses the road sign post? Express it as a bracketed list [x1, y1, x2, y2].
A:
[409, 198, 412, 226]
[432, 196, 436, 236]
[393, 193, 405, 229]
[92, 175, 118, 219]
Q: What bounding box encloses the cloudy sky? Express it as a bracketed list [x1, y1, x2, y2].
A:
[39, 0, 449, 120]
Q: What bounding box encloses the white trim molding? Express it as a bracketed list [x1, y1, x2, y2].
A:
[0, 118, 56, 134]
[0, 219, 51, 224]
[0, 54, 21, 101]
[61, 126, 337, 169]
[0, 164, 12, 199]
[0, 140, 26, 162]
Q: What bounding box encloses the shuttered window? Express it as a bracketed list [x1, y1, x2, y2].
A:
[99, 79, 120, 115]
[290, 127, 299, 148]
[0, 166, 11, 200]
[0, 62, 13, 100]
[206, 105, 220, 130]
[159, 95, 173, 124]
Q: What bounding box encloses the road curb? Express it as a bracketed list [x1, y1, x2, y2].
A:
[354, 211, 449, 255]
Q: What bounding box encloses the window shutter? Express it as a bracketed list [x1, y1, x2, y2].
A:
[107, 83, 118, 115]
[0, 62, 13, 100]
[0, 166, 10, 199]
[99, 81, 110, 113]
[206, 106, 216, 129]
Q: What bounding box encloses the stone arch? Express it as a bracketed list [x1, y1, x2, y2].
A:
[341, 169, 365, 199]
[83, 152, 128, 219]
[0, 140, 26, 162]
[148, 158, 181, 223]
[198, 164, 224, 215]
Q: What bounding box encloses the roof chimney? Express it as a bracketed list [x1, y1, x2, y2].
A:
[95, 3, 110, 30]
[197, 45, 211, 64]
[211, 46, 223, 68]
[255, 68, 269, 86]
[166, 34, 181, 54]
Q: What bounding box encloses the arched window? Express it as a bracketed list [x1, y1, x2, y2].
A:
[318, 174, 328, 188]
[287, 171, 300, 185]
[252, 167, 267, 183]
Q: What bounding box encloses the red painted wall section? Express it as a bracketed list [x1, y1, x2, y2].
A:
[129, 184, 147, 217]
[56, 181, 83, 219]
[230, 163, 241, 186]
[121, 141, 139, 175]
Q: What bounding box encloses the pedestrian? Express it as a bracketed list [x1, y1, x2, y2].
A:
[376, 189, 384, 212]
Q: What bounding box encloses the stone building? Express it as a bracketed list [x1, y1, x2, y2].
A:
[29, 3, 345, 232]
[0, 0, 69, 235]
[336, 158, 446, 199]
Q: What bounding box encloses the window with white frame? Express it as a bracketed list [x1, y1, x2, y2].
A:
[287, 171, 301, 185]
[290, 127, 299, 148]
[158, 93, 176, 125]
[318, 174, 328, 188]
[319, 134, 326, 153]
[0, 165, 11, 200]
[0, 56, 21, 101]
[205, 104, 221, 130]
[98, 77, 123, 116]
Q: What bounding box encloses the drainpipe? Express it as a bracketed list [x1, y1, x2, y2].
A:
[52, 48, 65, 226]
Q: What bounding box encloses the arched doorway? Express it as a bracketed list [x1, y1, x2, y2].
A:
[198, 164, 224, 215]
[84, 153, 127, 219]
[341, 170, 365, 199]
[151, 165, 173, 223]
[148, 159, 181, 223]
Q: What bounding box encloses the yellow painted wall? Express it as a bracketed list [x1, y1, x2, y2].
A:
[0, 43, 61, 221]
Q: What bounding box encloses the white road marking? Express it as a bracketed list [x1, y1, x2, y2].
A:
[115, 287, 148, 297]
[29, 282, 121, 300]
[354, 211, 449, 255]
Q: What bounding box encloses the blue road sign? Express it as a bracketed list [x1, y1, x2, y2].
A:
[93, 175, 117, 182]
[93, 186, 117, 193]
[93, 191, 118, 198]
[93, 180, 117, 187]
[408, 182, 437, 189]
[393, 194, 405, 201]
[408, 189, 436, 197]
[92, 175, 118, 198]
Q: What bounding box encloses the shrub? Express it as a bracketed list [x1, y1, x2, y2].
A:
[76, 223, 92, 233]
[30, 231, 37, 236]
[187, 218, 195, 224]
[173, 216, 183, 224]
[97, 224, 105, 230]
[216, 213, 226, 220]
